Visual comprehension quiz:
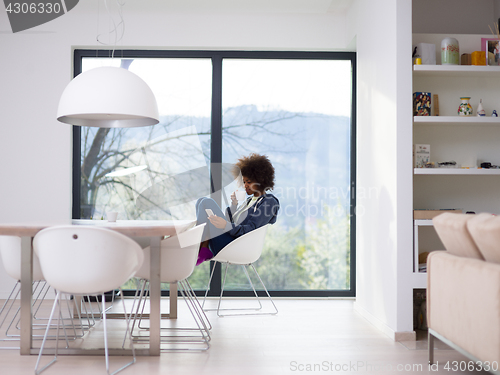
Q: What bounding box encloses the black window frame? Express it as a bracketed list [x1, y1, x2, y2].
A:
[72, 49, 357, 298]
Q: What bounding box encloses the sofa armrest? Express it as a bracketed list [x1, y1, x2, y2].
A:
[427, 251, 500, 363]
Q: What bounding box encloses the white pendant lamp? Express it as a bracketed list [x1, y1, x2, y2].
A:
[57, 66, 159, 128]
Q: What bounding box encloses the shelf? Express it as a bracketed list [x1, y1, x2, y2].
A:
[414, 219, 433, 226]
[413, 65, 500, 77]
[414, 168, 500, 175]
[414, 116, 500, 125]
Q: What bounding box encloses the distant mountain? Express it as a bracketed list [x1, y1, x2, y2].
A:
[85, 105, 352, 227]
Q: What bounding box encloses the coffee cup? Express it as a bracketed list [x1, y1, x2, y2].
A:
[107, 211, 118, 222]
[235, 190, 246, 201]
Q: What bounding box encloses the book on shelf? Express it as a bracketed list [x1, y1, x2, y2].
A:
[413, 144, 430, 168]
[413, 92, 431, 116]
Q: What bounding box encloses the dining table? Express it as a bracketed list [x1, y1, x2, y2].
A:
[0, 219, 196, 356]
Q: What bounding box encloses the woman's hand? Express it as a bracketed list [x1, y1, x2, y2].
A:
[230, 191, 238, 206]
[208, 215, 228, 229]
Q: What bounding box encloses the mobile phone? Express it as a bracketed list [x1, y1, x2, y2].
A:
[205, 208, 215, 217]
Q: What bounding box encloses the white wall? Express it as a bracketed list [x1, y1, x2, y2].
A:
[347, 0, 414, 338]
[0, 4, 352, 296]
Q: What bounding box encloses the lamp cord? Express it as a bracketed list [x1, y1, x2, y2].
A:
[96, 0, 126, 58]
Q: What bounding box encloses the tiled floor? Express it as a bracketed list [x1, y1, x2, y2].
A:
[0, 298, 489, 374]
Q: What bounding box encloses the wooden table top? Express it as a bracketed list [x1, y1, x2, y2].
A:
[0, 219, 196, 237]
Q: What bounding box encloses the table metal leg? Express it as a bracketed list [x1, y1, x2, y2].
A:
[20, 236, 33, 355]
[169, 283, 177, 319]
[428, 330, 434, 364]
[73, 296, 83, 319]
[149, 236, 161, 356]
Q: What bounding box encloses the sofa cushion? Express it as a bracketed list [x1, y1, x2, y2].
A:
[467, 213, 500, 264]
[432, 213, 483, 260]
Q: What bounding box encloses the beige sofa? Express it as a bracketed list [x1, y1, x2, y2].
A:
[429, 213, 500, 371]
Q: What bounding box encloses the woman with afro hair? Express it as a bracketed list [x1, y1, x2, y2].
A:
[195, 153, 280, 265]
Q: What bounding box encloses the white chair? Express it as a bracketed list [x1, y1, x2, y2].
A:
[0, 236, 97, 349]
[33, 226, 144, 375]
[131, 223, 211, 351]
[202, 224, 278, 316]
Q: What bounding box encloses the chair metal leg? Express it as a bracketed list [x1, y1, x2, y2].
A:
[30, 284, 90, 334]
[178, 281, 211, 339]
[203, 262, 278, 316]
[137, 282, 150, 331]
[131, 280, 211, 351]
[34, 291, 60, 375]
[177, 281, 210, 350]
[94, 292, 114, 320]
[249, 264, 278, 315]
[130, 279, 148, 338]
[0, 284, 21, 348]
[201, 261, 217, 310]
[5, 285, 88, 348]
[0, 282, 20, 333]
[103, 291, 136, 375]
[62, 295, 80, 342]
[0, 282, 19, 328]
[216, 262, 230, 316]
[9, 282, 46, 335]
[102, 296, 110, 373]
[78, 296, 95, 331]
[118, 288, 136, 370]
[32, 282, 49, 320]
[8, 282, 82, 339]
[0, 283, 24, 349]
[184, 279, 212, 331]
[34, 291, 136, 375]
[241, 265, 263, 311]
[128, 279, 145, 335]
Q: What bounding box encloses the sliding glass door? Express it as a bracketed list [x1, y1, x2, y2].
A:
[77, 56, 213, 289]
[221, 58, 353, 292]
[74, 50, 356, 296]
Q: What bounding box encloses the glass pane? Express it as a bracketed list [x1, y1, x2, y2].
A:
[222, 59, 352, 291]
[80, 57, 212, 290]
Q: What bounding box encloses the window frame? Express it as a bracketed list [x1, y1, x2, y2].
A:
[73, 49, 357, 297]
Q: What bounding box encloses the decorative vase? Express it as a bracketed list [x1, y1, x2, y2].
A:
[477, 99, 485, 116]
[441, 37, 459, 65]
[458, 97, 473, 116]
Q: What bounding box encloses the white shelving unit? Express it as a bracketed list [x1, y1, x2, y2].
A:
[412, 39, 500, 290]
